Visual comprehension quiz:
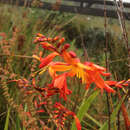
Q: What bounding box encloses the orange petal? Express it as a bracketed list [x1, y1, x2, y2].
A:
[49, 66, 56, 78]
[54, 74, 66, 89]
[93, 64, 106, 71]
[105, 81, 117, 86]
[100, 72, 111, 76]
[104, 84, 115, 93]
[105, 81, 122, 88]
[39, 52, 58, 68]
[51, 64, 72, 72]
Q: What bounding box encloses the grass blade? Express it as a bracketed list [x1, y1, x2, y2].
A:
[71, 90, 100, 130]
[16, 115, 21, 130]
[85, 113, 102, 127]
[4, 107, 11, 130]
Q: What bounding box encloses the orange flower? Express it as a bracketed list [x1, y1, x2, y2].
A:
[53, 73, 72, 100]
[54, 50, 114, 93]
[84, 62, 115, 93]
[54, 102, 81, 130]
[32, 74, 71, 100]
[44, 50, 115, 93]
[34, 34, 117, 94]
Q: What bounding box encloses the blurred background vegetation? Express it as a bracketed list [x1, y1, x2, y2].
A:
[0, 1, 130, 130]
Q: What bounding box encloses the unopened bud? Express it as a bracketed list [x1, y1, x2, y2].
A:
[57, 37, 65, 48]
[63, 43, 70, 50]
[36, 33, 45, 38]
[59, 37, 65, 43]
[61, 43, 70, 52]
[53, 36, 60, 42]
[69, 51, 77, 58]
[47, 37, 52, 42]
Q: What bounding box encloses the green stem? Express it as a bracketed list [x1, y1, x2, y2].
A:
[4, 107, 11, 130]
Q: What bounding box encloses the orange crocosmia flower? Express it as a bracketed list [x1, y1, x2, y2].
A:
[61, 51, 92, 80]
[39, 52, 58, 68]
[49, 58, 91, 84]
[54, 73, 71, 100]
[50, 61, 89, 84]
[54, 102, 81, 130]
[84, 62, 115, 93]
[91, 71, 114, 93]
[45, 50, 114, 94]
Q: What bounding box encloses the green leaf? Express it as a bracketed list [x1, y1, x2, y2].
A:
[4, 107, 11, 130]
[85, 113, 102, 127]
[16, 115, 21, 130]
[71, 90, 100, 130]
[99, 95, 126, 130]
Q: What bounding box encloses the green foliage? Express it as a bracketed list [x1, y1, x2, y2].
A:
[71, 90, 100, 130]
[108, 37, 129, 80]
[99, 95, 126, 130]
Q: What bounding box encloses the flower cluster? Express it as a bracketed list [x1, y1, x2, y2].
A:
[33, 33, 117, 96]
[32, 33, 129, 130]
[53, 102, 81, 130]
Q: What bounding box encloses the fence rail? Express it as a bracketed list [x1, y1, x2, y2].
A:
[0, 0, 130, 20]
